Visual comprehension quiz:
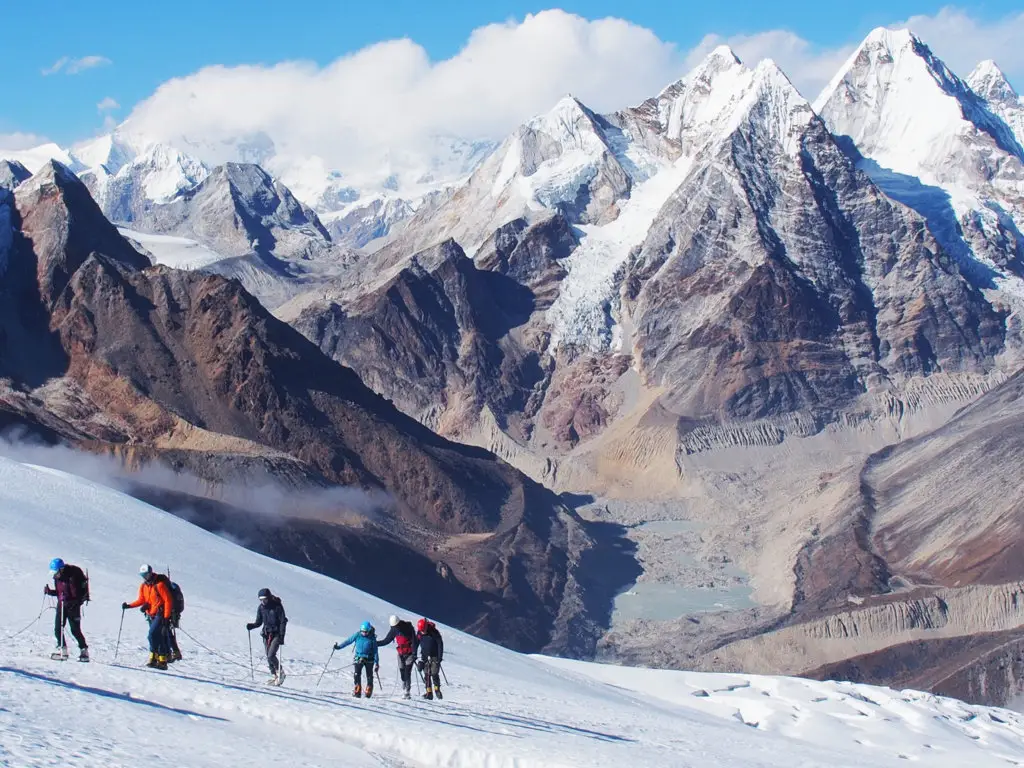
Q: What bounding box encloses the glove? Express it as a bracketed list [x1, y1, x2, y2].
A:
[374, 664, 379, 673]
[121, 602, 130, 610]
[246, 623, 256, 631]
[333, 643, 342, 651]
[416, 660, 424, 671]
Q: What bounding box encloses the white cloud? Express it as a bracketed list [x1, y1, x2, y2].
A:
[42, 55, 111, 76]
[0, 132, 48, 151]
[97, 97, 120, 112]
[125, 10, 685, 186]
[115, 7, 1024, 194]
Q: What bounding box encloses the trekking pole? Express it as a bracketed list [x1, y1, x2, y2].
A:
[375, 666, 383, 691]
[247, 630, 254, 681]
[440, 663, 449, 686]
[316, 647, 336, 689]
[114, 607, 125, 662]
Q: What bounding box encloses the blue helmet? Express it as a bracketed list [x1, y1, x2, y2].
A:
[49, 558, 65, 574]
[360, 620, 373, 634]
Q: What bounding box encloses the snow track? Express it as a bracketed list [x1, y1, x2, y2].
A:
[2, 456, 1024, 767]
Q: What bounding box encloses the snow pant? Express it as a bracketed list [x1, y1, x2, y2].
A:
[422, 657, 441, 691]
[397, 652, 414, 693]
[353, 658, 374, 692]
[164, 620, 181, 659]
[264, 635, 282, 674]
[55, 602, 87, 649]
[147, 615, 170, 656]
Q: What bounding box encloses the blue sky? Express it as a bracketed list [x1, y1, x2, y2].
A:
[2, 1, 1022, 148]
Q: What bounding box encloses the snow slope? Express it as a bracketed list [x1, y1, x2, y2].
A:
[2, 456, 1024, 766]
[118, 228, 228, 270]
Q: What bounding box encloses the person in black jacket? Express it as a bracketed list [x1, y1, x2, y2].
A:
[415, 618, 444, 700]
[246, 588, 288, 686]
[378, 614, 418, 699]
[44, 558, 89, 661]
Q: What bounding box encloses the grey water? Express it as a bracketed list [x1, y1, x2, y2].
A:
[611, 520, 756, 622]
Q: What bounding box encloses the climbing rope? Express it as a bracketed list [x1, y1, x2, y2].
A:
[0, 596, 52, 642]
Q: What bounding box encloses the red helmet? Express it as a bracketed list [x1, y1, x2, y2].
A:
[417, 618, 427, 632]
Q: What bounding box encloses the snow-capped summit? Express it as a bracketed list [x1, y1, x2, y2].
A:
[72, 132, 138, 176]
[0, 141, 82, 174]
[969, 60, 1019, 106]
[817, 27, 1023, 170]
[968, 60, 1024, 146]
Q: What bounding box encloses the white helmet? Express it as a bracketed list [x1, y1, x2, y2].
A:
[139, 564, 153, 578]
[389, 614, 399, 627]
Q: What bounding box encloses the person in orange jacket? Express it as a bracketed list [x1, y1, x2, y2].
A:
[122, 564, 174, 670]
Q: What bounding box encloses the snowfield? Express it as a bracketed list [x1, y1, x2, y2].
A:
[118, 229, 229, 271]
[1, 456, 1024, 767]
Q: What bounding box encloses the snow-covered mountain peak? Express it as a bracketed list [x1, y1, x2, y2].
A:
[968, 60, 1018, 104]
[860, 26, 916, 52]
[813, 27, 1013, 179]
[72, 132, 138, 176]
[0, 142, 82, 175]
[655, 50, 811, 159]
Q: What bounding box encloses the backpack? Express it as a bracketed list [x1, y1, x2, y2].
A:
[154, 573, 185, 617]
[64, 564, 90, 603]
[395, 624, 414, 654]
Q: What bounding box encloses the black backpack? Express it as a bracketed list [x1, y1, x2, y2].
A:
[64, 564, 90, 603]
[154, 573, 185, 617]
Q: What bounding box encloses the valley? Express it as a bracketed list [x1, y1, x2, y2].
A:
[4, 21, 1024, 712]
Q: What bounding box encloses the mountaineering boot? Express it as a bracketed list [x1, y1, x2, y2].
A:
[146, 652, 159, 668]
[276, 668, 286, 687]
[365, 686, 373, 699]
[50, 645, 69, 661]
[267, 675, 278, 685]
[353, 684, 362, 698]
[423, 687, 434, 700]
[155, 655, 169, 670]
[78, 647, 89, 662]
[172, 649, 183, 662]
[403, 690, 411, 700]
[435, 687, 443, 700]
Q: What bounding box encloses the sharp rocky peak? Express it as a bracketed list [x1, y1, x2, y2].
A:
[968, 60, 1020, 105]
[0, 159, 31, 191]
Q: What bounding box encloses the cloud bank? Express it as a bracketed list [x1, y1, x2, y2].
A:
[27, 7, 1020, 192]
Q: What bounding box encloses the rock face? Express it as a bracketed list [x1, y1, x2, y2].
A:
[815, 29, 1024, 287]
[126, 162, 353, 308]
[968, 60, 1024, 146]
[0, 160, 30, 191]
[296, 41, 1011, 491]
[0, 161, 628, 653]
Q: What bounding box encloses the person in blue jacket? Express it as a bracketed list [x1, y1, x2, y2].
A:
[334, 620, 379, 698]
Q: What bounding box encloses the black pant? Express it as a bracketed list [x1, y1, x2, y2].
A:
[165, 622, 181, 659]
[398, 652, 414, 691]
[353, 658, 374, 690]
[422, 657, 441, 690]
[264, 635, 282, 674]
[55, 602, 87, 649]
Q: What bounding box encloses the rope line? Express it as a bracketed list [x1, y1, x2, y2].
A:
[0, 597, 52, 642]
